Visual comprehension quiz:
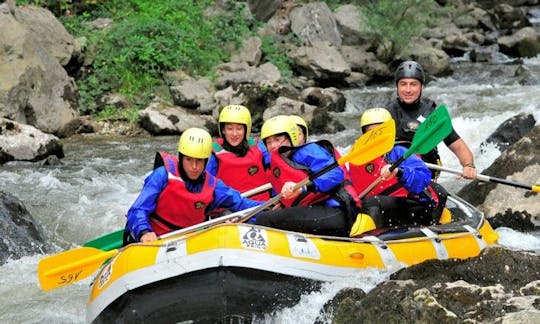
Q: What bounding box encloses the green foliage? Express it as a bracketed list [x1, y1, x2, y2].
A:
[360, 0, 442, 62]
[57, 0, 254, 116]
[261, 35, 294, 80]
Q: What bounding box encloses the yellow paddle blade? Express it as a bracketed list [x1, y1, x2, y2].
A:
[339, 119, 395, 166]
[38, 247, 118, 291]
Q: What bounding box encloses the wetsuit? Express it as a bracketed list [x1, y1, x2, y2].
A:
[387, 98, 461, 178]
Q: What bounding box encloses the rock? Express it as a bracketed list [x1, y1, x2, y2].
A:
[0, 4, 79, 137]
[482, 112, 536, 152]
[329, 246, 540, 323]
[289, 2, 342, 48]
[489, 209, 536, 232]
[458, 126, 539, 221]
[138, 100, 216, 136]
[0, 191, 51, 265]
[0, 118, 64, 164]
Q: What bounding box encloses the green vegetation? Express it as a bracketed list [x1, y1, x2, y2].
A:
[19, 0, 255, 120]
[15, 0, 443, 121]
[360, 0, 443, 62]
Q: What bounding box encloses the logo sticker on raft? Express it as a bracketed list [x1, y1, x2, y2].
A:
[98, 262, 113, 289]
[287, 233, 320, 259]
[240, 227, 268, 250]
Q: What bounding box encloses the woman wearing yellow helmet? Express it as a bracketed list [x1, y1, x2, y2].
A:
[255, 116, 358, 237]
[206, 105, 271, 201]
[124, 128, 263, 243]
[348, 108, 446, 236]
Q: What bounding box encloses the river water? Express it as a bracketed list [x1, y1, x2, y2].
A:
[1, 59, 540, 323]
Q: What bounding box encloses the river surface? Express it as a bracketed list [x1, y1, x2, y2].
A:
[1, 60, 540, 323]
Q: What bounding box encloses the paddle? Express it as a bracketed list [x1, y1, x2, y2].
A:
[358, 104, 453, 199]
[38, 205, 260, 291]
[237, 118, 397, 223]
[425, 162, 540, 193]
[83, 182, 273, 252]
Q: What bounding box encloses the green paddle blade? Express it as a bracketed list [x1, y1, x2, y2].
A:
[83, 229, 124, 251]
[406, 104, 452, 158]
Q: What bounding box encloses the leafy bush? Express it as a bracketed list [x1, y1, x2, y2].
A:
[360, 0, 443, 62]
[59, 0, 254, 116]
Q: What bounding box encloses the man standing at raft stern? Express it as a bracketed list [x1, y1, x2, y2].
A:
[387, 60, 477, 180]
[123, 128, 262, 243]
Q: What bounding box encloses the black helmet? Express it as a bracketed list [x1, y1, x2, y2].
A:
[395, 61, 425, 84]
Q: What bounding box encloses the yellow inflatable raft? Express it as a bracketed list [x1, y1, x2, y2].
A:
[86, 194, 498, 323]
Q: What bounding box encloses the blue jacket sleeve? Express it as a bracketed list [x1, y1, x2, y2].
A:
[205, 152, 219, 176]
[292, 143, 344, 193]
[126, 166, 168, 240]
[388, 146, 431, 194]
[257, 140, 271, 169]
[209, 178, 263, 212]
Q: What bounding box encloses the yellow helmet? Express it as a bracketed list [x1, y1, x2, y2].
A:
[218, 105, 252, 138]
[177, 128, 213, 159]
[360, 108, 392, 128]
[289, 115, 308, 142]
[260, 115, 300, 146]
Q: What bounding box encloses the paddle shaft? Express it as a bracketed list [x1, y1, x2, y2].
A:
[38, 205, 260, 291]
[83, 182, 273, 251]
[425, 163, 540, 192]
[358, 156, 406, 199]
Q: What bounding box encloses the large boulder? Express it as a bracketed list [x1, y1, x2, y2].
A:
[458, 126, 540, 222]
[0, 4, 79, 137]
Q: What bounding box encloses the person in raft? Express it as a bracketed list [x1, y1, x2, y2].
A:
[348, 108, 447, 236]
[254, 115, 358, 237]
[206, 104, 271, 201]
[124, 127, 263, 243]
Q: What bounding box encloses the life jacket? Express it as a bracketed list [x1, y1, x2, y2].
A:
[212, 138, 270, 201]
[150, 152, 216, 236]
[350, 155, 409, 197]
[318, 140, 361, 208]
[267, 141, 358, 213]
[349, 154, 441, 207]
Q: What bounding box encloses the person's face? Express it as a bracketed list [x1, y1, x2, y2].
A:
[182, 156, 206, 180]
[223, 123, 245, 147]
[264, 134, 290, 153]
[397, 78, 422, 104]
[364, 123, 380, 133]
[296, 125, 305, 145]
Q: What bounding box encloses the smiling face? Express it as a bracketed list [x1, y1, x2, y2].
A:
[397, 78, 422, 104]
[222, 123, 246, 147]
[182, 156, 206, 180]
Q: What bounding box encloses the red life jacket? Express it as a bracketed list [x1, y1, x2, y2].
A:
[349, 155, 441, 207]
[213, 138, 270, 201]
[349, 155, 409, 197]
[150, 152, 216, 236]
[267, 147, 330, 208]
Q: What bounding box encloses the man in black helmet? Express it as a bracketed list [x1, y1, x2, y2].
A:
[386, 60, 477, 180]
